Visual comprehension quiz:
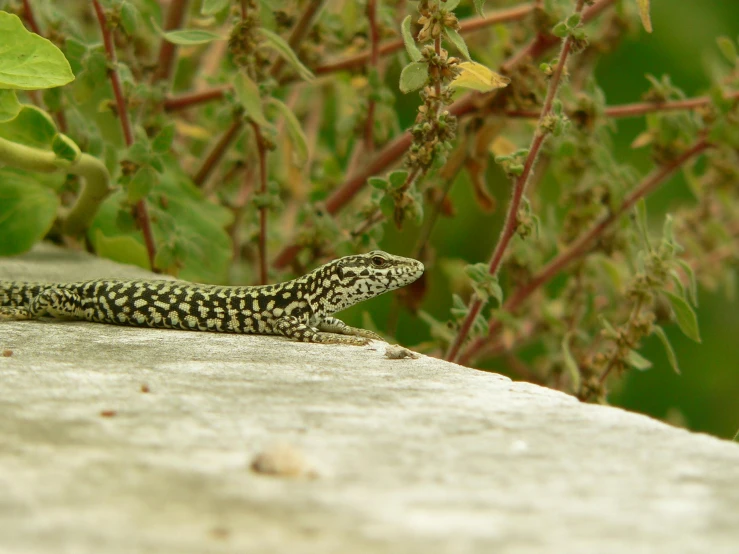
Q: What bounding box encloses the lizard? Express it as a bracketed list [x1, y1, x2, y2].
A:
[0, 250, 423, 346]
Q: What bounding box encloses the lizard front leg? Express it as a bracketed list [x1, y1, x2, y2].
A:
[316, 316, 383, 341]
[274, 315, 371, 346]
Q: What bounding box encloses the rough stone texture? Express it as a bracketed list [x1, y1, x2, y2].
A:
[1, 244, 738, 554]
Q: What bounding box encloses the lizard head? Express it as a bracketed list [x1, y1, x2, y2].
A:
[316, 250, 424, 313]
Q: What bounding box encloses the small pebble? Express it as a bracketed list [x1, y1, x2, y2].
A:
[384, 344, 420, 360]
[251, 442, 318, 479]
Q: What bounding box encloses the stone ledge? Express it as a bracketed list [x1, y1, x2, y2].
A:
[1, 244, 738, 554]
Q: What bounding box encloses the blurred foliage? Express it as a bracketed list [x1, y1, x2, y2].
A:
[0, 0, 737, 438]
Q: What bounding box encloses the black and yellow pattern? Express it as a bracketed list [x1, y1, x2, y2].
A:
[0, 251, 424, 345]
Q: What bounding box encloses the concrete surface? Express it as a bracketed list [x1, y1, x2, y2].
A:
[1, 244, 738, 554]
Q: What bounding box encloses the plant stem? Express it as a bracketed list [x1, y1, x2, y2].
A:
[93, 0, 157, 270]
[249, 122, 269, 285]
[446, 0, 588, 363]
[272, 0, 618, 270]
[151, 0, 190, 85]
[270, 0, 324, 79]
[164, 86, 230, 112]
[314, 3, 535, 75]
[458, 138, 711, 366]
[193, 117, 244, 187]
[21, 0, 41, 34]
[0, 137, 112, 237]
[503, 91, 739, 119]
[363, 0, 380, 154]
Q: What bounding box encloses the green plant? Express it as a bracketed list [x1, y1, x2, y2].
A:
[0, 1, 737, 431]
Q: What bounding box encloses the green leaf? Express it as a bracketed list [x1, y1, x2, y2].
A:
[51, 133, 81, 163]
[161, 29, 222, 45]
[120, 2, 139, 35]
[676, 259, 698, 307]
[561, 332, 581, 392]
[128, 166, 158, 203]
[267, 97, 308, 166]
[0, 89, 21, 122]
[663, 290, 701, 342]
[653, 325, 680, 374]
[368, 177, 388, 190]
[634, 198, 651, 250]
[0, 168, 59, 255]
[627, 349, 653, 371]
[444, 27, 471, 61]
[637, 0, 653, 33]
[259, 28, 314, 81]
[566, 13, 582, 28]
[450, 62, 510, 92]
[552, 22, 568, 38]
[152, 124, 175, 153]
[0, 104, 57, 149]
[400, 15, 422, 62]
[464, 263, 503, 305]
[444, 0, 462, 10]
[717, 36, 738, 64]
[473, 0, 486, 17]
[399, 62, 428, 94]
[93, 228, 150, 269]
[233, 73, 269, 128]
[388, 170, 408, 190]
[201, 0, 230, 15]
[0, 12, 74, 90]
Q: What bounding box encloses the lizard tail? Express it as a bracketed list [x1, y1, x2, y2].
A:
[0, 282, 49, 308]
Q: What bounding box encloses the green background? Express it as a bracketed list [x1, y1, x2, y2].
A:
[342, 0, 739, 440]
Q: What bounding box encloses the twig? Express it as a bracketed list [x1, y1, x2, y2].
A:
[93, 0, 156, 270]
[272, 0, 618, 270]
[193, 117, 244, 187]
[446, 0, 589, 363]
[458, 138, 711, 366]
[161, 3, 535, 112]
[314, 3, 535, 75]
[270, 0, 324, 79]
[363, 0, 380, 153]
[164, 86, 230, 112]
[21, 0, 41, 35]
[249, 122, 269, 285]
[151, 0, 190, 85]
[503, 91, 739, 119]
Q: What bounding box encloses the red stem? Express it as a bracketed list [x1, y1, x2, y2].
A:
[193, 117, 244, 187]
[458, 138, 711, 365]
[93, 0, 156, 271]
[151, 0, 190, 85]
[445, 0, 587, 363]
[21, 0, 41, 34]
[250, 122, 269, 285]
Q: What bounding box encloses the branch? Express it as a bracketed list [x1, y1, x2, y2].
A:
[93, 0, 156, 270]
[503, 91, 739, 119]
[457, 138, 711, 366]
[249, 122, 269, 285]
[193, 117, 244, 187]
[151, 0, 190, 85]
[363, 0, 380, 153]
[21, 0, 41, 35]
[446, 0, 589, 363]
[314, 3, 535, 75]
[161, 3, 535, 112]
[163, 86, 230, 112]
[272, 0, 619, 269]
[270, 0, 324, 79]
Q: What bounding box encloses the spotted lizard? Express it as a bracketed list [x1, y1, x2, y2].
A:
[0, 250, 423, 345]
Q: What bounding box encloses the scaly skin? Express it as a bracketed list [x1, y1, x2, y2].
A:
[0, 251, 424, 345]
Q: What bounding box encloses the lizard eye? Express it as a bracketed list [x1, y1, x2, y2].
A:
[371, 255, 387, 267]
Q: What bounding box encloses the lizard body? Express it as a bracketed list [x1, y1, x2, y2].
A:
[0, 250, 423, 345]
